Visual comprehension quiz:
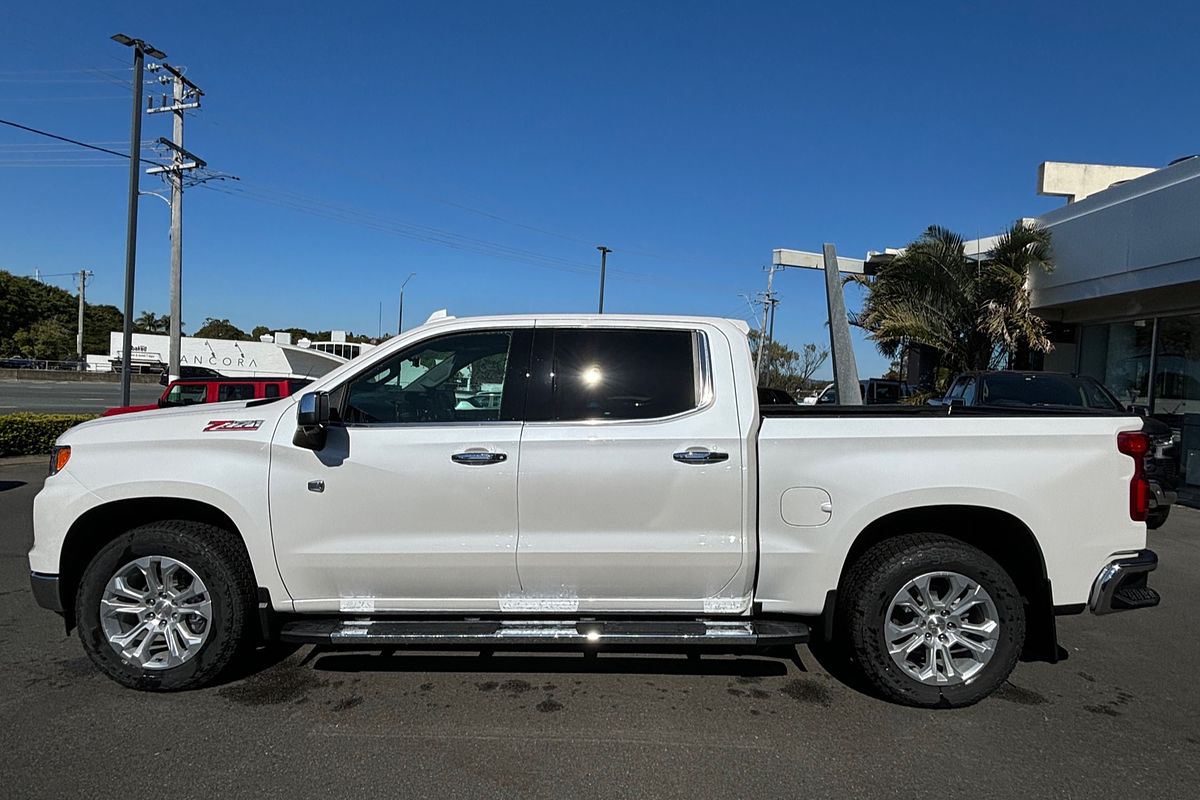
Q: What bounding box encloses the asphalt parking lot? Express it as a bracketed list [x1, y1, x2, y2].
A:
[0, 378, 162, 414]
[1, 459, 1197, 799]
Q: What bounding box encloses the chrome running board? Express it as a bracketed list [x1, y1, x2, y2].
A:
[279, 617, 808, 647]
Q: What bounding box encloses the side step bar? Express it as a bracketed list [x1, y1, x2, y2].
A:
[279, 618, 809, 647]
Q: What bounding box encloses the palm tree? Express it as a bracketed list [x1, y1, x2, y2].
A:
[852, 221, 1053, 385]
[134, 311, 168, 334]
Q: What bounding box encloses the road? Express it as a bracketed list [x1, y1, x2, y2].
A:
[1, 459, 1197, 799]
[0, 379, 162, 414]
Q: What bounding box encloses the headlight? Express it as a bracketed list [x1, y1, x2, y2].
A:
[48, 445, 71, 476]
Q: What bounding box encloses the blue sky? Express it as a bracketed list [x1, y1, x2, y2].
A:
[2, 1, 1198, 380]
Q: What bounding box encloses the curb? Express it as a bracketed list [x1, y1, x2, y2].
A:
[0, 455, 49, 467]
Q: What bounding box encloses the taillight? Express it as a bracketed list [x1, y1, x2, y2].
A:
[1117, 431, 1150, 522]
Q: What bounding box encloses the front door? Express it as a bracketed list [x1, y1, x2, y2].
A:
[514, 325, 748, 612]
[269, 327, 530, 613]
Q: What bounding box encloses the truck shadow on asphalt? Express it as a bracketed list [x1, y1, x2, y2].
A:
[0, 480, 27, 493]
[306, 646, 803, 679]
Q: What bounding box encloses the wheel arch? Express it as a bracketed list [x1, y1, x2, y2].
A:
[57, 497, 254, 629]
[836, 504, 1060, 663]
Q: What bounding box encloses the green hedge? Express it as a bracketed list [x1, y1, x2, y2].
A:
[0, 413, 96, 457]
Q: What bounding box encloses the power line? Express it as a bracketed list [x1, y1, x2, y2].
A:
[194, 112, 728, 270]
[0, 67, 131, 74]
[0, 117, 169, 167]
[0, 95, 129, 102]
[0, 115, 745, 296]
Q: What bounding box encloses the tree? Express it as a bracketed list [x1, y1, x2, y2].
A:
[851, 221, 1053, 388]
[12, 318, 74, 360]
[749, 331, 829, 396]
[135, 311, 165, 334]
[193, 318, 248, 340]
[83, 304, 124, 355]
[132, 311, 184, 335]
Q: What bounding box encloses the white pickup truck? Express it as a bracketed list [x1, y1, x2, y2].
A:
[28, 313, 1160, 707]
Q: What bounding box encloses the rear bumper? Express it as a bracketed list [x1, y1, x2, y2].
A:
[1088, 550, 1160, 615]
[30, 572, 63, 613]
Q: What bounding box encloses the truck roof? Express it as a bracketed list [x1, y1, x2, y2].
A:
[420, 313, 752, 332]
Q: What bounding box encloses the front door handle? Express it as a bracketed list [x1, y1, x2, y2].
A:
[673, 448, 729, 465]
[451, 451, 508, 465]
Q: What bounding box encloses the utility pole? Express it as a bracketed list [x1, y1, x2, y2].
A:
[596, 246, 612, 313]
[754, 264, 781, 382]
[112, 34, 166, 405]
[75, 269, 93, 365]
[397, 272, 416, 334]
[147, 61, 204, 382]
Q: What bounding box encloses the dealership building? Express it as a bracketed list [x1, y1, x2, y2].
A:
[85, 330, 355, 379]
[1026, 158, 1200, 429]
[931, 157, 1200, 497]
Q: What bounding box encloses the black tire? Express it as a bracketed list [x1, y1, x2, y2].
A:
[837, 533, 1025, 708]
[75, 520, 256, 691]
[1146, 506, 1170, 530]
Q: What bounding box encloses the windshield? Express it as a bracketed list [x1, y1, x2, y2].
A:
[979, 373, 1123, 410]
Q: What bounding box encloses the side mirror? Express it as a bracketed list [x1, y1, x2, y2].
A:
[1131, 404, 1149, 418]
[293, 391, 330, 450]
[947, 397, 965, 408]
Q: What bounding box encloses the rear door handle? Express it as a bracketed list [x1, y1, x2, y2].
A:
[451, 451, 508, 465]
[673, 449, 729, 465]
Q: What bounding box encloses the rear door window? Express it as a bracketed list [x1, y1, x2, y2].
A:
[546, 329, 698, 421]
[217, 383, 256, 403]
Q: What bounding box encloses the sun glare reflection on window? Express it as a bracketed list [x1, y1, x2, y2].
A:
[581, 365, 603, 387]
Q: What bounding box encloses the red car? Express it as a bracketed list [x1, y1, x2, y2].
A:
[102, 377, 313, 417]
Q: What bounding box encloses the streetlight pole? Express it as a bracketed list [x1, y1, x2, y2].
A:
[112, 33, 167, 405]
[596, 246, 611, 314]
[397, 272, 416, 334]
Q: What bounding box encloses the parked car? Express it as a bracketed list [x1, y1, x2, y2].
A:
[102, 376, 313, 417]
[805, 379, 912, 405]
[30, 314, 1158, 707]
[933, 371, 1178, 528]
[758, 386, 799, 406]
[159, 366, 225, 386]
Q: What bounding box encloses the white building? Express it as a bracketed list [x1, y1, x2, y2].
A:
[87, 331, 348, 379]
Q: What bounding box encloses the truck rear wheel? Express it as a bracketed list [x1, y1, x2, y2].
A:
[838, 533, 1025, 707]
[75, 521, 256, 691]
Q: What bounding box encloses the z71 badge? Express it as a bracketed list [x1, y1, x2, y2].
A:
[203, 419, 264, 432]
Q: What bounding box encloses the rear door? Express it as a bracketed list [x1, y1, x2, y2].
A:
[514, 324, 748, 612]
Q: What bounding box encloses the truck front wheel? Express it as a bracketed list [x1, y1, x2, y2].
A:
[75, 521, 257, 691]
[838, 533, 1025, 707]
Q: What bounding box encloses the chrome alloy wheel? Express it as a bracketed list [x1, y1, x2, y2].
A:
[885, 571, 1000, 686]
[99, 556, 212, 670]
